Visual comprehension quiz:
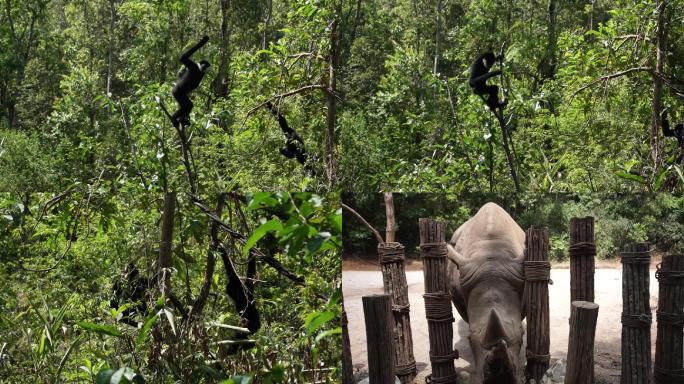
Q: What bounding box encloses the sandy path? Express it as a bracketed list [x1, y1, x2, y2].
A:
[343, 268, 659, 383]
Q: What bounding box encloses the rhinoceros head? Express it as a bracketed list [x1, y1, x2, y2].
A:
[446, 203, 525, 383]
[473, 308, 523, 383]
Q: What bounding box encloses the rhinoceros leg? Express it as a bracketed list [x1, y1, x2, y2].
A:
[447, 259, 469, 323]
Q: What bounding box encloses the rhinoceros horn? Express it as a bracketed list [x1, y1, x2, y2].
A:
[482, 309, 506, 349]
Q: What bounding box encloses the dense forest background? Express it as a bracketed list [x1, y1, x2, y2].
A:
[0, 0, 346, 191]
[0, 1, 344, 382]
[2, 0, 684, 193]
[343, 193, 684, 261]
[338, 0, 684, 193]
[1, 192, 341, 382]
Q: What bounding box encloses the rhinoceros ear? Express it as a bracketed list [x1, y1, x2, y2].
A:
[483, 309, 507, 349]
[446, 243, 467, 267]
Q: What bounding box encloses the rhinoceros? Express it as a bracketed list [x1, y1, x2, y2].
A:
[445, 202, 525, 384]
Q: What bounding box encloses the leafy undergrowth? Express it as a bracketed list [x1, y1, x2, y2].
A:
[0, 192, 341, 383]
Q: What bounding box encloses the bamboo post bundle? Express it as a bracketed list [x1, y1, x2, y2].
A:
[419, 218, 458, 384]
[378, 242, 417, 384]
[565, 301, 599, 384]
[569, 217, 596, 304]
[654, 254, 684, 384]
[524, 227, 551, 382]
[362, 294, 396, 384]
[619, 243, 652, 384]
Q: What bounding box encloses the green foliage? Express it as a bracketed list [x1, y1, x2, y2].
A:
[0, 191, 341, 382]
[344, 193, 684, 261]
[336, 0, 684, 194]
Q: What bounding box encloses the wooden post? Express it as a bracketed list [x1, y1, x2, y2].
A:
[362, 294, 396, 384]
[620, 243, 652, 384]
[419, 218, 458, 384]
[378, 242, 416, 383]
[524, 227, 551, 382]
[565, 301, 599, 384]
[342, 301, 354, 384]
[569, 217, 595, 304]
[654, 254, 684, 384]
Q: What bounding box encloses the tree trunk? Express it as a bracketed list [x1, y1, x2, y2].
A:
[186, 193, 226, 323]
[342, 301, 354, 384]
[262, 0, 272, 50]
[214, 0, 231, 98]
[378, 242, 416, 383]
[651, 0, 668, 167]
[325, 2, 341, 186]
[432, 1, 442, 101]
[106, 0, 117, 99]
[384, 192, 395, 243]
[158, 192, 176, 297]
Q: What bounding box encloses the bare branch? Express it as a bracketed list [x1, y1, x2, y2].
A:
[188, 193, 305, 285]
[341, 203, 384, 244]
[287, 52, 325, 61]
[572, 67, 653, 97]
[244, 84, 327, 119]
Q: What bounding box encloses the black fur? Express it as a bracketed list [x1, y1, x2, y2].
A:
[219, 247, 260, 354]
[265, 102, 309, 167]
[469, 51, 506, 111]
[110, 264, 150, 327]
[171, 36, 210, 127]
[662, 110, 684, 148]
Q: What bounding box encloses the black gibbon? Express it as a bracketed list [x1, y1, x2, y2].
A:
[469, 51, 506, 111]
[171, 36, 210, 127]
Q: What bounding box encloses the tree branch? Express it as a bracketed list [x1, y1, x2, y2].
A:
[188, 193, 305, 285]
[244, 84, 327, 119]
[341, 203, 384, 244]
[572, 67, 653, 97]
[186, 193, 226, 324]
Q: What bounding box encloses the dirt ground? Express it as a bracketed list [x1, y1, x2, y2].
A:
[343, 260, 660, 383]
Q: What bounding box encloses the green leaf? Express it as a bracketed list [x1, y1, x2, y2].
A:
[162, 308, 176, 335]
[328, 209, 342, 234]
[219, 375, 253, 384]
[306, 231, 331, 255]
[615, 171, 645, 183]
[654, 168, 668, 190]
[263, 364, 285, 383]
[76, 321, 123, 337]
[243, 218, 283, 256]
[303, 311, 335, 335]
[96, 369, 115, 384]
[136, 311, 159, 346]
[195, 363, 227, 379]
[326, 287, 342, 308]
[315, 327, 342, 342]
[247, 192, 279, 210]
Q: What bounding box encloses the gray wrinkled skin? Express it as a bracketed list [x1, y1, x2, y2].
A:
[446, 203, 525, 384]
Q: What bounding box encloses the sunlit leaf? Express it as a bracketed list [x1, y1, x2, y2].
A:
[76, 322, 123, 338]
